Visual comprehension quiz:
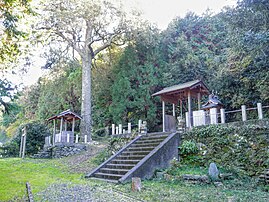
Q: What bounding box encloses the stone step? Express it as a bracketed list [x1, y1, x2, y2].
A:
[100, 168, 129, 175]
[106, 163, 136, 169]
[110, 159, 140, 164]
[121, 150, 150, 156]
[127, 146, 155, 151]
[93, 172, 123, 180]
[116, 154, 145, 160]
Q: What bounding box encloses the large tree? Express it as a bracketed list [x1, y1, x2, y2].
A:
[39, 0, 141, 141]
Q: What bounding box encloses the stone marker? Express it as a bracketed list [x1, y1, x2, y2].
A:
[208, 162, 219, 180]
[132, 177, 142, 192]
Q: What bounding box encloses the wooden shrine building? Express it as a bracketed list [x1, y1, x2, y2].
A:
[47, 109, 82, 145]
[152, 80, 210, 130]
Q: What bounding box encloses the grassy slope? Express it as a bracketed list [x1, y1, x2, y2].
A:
[0, 142, 269, 201]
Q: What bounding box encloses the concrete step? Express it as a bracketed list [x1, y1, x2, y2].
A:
[135, 138, 166, 144]
[127, 146, 155, 151]
[116, 154, 145, 160]
[106, 163, 136, 169]
[121, 150, 150, 156]
[100, 168, 129, 175]
[110, 159, 140, 164]
[93, 172, 123, 180]
[139, 134, 168, 140]
[131, 142, 160, 148]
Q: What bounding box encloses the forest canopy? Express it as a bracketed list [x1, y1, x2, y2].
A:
[1, 0, 269, 139]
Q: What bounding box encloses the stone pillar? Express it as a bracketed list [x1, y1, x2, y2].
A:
[112, 124, 115, 135]
[185, 112, 189, 128]
[210, 108, 218, 124]
[116, 126, 119, 135]
[119, 124, 123, 134]
[48, 136, 51, 145]
[162, 101, 165, 132]
[138, 120, 142, 133]
[84, 135, 87, 143]
[67, 133, 70, 143]
[123, 129, 126, 134]
[128, 123, 131, 134]
[75, 134, 79, 143]
[220, 108, 225, 124]
[257, 103, 263, 120]
[241, 105, 247, 121]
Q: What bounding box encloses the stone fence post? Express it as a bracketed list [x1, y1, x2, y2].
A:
[241, 105, 247, 121]
[257, 103, 263, 120]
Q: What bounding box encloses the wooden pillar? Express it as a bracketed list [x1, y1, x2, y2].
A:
[257, 103, 263, 120]
[59, 117, 63, 142]
[72, 118, 75, 133]
[220, 108, 225, 123]
[197, 92, 201, 110]
[241, 105, 247, 121]
[19, 135, 23, 157]
[64, 120, 67, 131]
[22, 127, 27, 159]
[162, 101, 165, 132]
[180, 100, 183, 118]
[53, 119, 56, 146]
[172, 104, 176, 117]
[187, 90, 192, 128]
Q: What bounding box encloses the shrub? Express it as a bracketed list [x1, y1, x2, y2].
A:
[0, 121, 51, 157]
[183, 124, 269, 176]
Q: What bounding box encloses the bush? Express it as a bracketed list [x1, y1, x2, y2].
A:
[0, 121, 51, 157]
[179, 140, 198, 156]
[183, 124, 269, 176]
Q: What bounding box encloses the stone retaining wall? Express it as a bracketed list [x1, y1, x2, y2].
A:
[33, 143, 87, 158]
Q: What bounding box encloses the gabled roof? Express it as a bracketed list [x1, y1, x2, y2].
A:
[152, 80, 209, 100]
[47, 109, 82, 122]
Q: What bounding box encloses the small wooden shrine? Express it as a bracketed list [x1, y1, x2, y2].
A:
[47, 109, 82, 145]
[152, 80, 210, 130]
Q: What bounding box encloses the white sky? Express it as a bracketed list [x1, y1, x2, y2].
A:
[127, 0, 237, 29]
[7, 0, 237, 87]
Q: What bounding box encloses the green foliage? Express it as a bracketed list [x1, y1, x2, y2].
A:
[179, 140, 199, 156]
[1, 121, 51, 157]
[183, 124, 269, 176]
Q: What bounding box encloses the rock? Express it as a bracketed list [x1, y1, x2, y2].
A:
[164, 174, 172, 181]
[182, 174, 209, 183]
[227, 196, 235, 202]
[156, 171, 165, 179]
[208, 162, 219, 180]
[213, 181, 223, 187]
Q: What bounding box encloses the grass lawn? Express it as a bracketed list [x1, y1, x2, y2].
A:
[0, 146, 268, 201]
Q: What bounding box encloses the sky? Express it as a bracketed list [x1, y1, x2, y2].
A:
[8, 0, 237, 87]
[127, 0, 237, 29]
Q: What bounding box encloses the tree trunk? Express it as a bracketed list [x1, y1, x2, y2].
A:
[81, 51, 92, 142]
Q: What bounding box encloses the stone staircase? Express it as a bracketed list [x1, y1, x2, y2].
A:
[85, 132, 179, 183]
